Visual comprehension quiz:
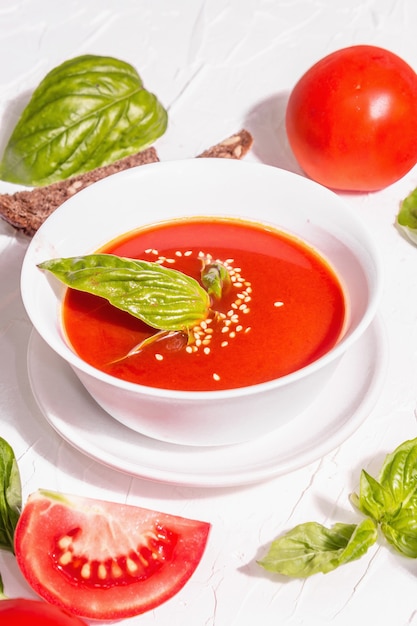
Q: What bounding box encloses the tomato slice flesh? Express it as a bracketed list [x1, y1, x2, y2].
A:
[0, 598, 87, 625]
[53, 521, 178, 588]
[14, 490, 210, 620]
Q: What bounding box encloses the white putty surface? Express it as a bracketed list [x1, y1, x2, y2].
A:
[1, 1, 417, 624]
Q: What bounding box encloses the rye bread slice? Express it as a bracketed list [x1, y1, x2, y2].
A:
[0, 147, 160, 237]
[197, 129, 253, 159]
[0, 129, 253, 236]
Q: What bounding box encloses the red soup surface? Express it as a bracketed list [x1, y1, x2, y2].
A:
[62, 217, 346, 391]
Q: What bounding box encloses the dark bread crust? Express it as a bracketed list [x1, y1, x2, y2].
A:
[0, 130, 253, 236]
[197, 129, 253, 160]
[0, 147, 159, 236]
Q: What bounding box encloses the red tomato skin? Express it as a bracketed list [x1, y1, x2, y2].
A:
[14, 490, 211, 621]
[286, 45, 417, 191]
[0, 598, 87, 625]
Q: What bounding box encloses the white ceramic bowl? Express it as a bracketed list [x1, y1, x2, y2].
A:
[21, 159, 382, 446]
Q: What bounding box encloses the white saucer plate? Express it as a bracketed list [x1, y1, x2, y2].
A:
[27, 319, 387, 488]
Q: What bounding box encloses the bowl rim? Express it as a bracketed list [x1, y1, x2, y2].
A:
[21, 158, 383, 401]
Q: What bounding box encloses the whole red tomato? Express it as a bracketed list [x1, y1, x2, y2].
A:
[0, 598, 87, 625]
[285, 45, 417, 191]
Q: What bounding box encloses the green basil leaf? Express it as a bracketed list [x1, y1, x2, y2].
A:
[381, 508, 417, 558]
[38, 254, 211, 332]
[378, 438, 417, 510]
[397, 188, 417, 246]
[0, 437, 22, 553]
[352, 469, 396, 522]
[0, 55, 167, 186]
[258, 518, 377, 578]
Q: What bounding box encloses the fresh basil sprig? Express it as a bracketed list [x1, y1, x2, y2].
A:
[0, 438, 22, 553]
[352, 438, 417, 557]
[259, 438, 417, 577]
[0, 55, 167, 187]
[38, 254, 211, 332]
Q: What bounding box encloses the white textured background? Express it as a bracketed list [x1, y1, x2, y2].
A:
[2, 1, 417, 625]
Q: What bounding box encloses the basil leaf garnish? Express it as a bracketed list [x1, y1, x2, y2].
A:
[258, 519, 377, 578]
[38, 254, 211, 332]
[0, 55, 167, 186]
[0, 437, 22, 553]
[201, 262, 231, 300]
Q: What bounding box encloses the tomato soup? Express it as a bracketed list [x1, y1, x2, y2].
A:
[62, 217, 346, 391]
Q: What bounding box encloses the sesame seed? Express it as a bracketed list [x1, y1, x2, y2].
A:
[221, 340, 229, 347]
[165, 258, 175, 264]
[213, 373, 221, 381]
[274, 301, 284, 307]
[204, 347, 210, 355]
[155, 353, 163, 361]
[175, 250, 182, 256]
[236, 325, 243, 332]
[229, 331, 236, 338]
[186, 346, 193, 354]
[221, 326, 230, 333]
[184, 250, 193, 256]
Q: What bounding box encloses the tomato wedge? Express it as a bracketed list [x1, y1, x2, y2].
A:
[0, 598, 88, 625]
[14, 490, 210, 620]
